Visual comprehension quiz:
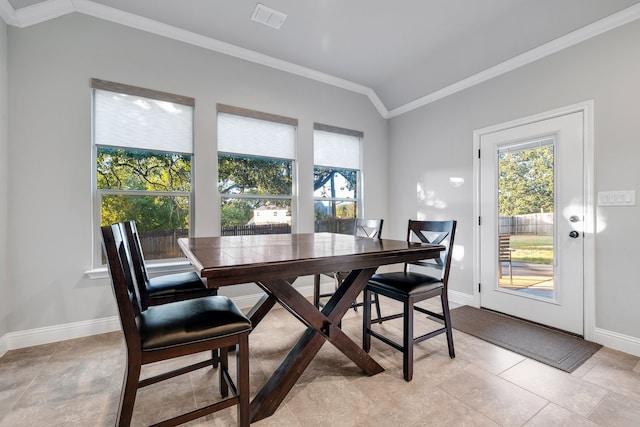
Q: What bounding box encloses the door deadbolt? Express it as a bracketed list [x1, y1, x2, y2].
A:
[569, 215, 581, 223]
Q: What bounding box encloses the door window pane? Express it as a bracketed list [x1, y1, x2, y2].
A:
[497, 140, 555, 299]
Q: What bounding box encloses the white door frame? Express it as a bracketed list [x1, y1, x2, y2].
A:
[472, 101, 595, 340]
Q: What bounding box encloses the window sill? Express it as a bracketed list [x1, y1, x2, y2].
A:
[85, 259, 195, 280]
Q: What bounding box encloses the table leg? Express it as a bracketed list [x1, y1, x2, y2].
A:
[320, 268, 385, 374]
[246, 292, 277, 328]
[250, 328, 325, 422]
[249, 268, 383, 422]
[205, 278, 219, 295]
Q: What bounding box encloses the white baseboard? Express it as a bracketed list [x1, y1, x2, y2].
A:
[449, 289, 475, 307]
[592, 327, 640, 357]
[4, 286, 637, 359]
[0, 333, 8, 357]
[0, 283, 329, 357]
[0, 315, 122, 357]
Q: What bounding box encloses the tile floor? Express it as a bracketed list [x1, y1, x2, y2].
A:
[2, 298, 640, 426]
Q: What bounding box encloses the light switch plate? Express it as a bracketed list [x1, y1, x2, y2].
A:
[597, 190, 636, 206]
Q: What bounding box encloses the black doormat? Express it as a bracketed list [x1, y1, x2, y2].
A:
[450, 305, 602, 372]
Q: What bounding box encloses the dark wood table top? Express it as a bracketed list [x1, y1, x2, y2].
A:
[178, 232, 445, 286]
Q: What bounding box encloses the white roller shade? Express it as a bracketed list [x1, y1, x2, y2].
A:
[218, 112, 295, 159]
[314, 130, 360, 169]
[94, 89, 193, 154]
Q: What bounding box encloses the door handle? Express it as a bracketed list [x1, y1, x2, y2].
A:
[569, 230, 580, 238]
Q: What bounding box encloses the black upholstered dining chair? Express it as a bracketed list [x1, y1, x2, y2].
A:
[313, 218, 384, 315]
[124, 220, 217, 310]
[102, 223, 251, 426]
[362, 219, 456, 381]
[125, 221, 224, 368]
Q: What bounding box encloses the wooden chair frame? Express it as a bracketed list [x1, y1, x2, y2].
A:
[102, 224, 250, 426]
[498, 233, 515, 281]
[363, 220, 456, 381]
[313, 218, 384, 316]
[124, 220, 217, 310]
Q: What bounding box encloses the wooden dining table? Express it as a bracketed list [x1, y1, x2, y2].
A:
[178, 232, 444, 423]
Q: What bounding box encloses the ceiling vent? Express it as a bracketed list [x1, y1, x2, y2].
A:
[251, 3, 287, 30]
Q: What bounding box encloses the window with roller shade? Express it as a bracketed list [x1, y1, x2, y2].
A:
[217, 104, 297, 235]
[92, 79, 194, 265]
[313, 124, 362, 234]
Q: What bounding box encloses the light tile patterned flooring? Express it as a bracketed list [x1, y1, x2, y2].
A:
[2, 298, 640, 426]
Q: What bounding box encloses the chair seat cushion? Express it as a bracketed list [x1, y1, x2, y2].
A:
[140, 296, 251, 350]
[368, 272, 443, 296]
[147, 271, 206, 297]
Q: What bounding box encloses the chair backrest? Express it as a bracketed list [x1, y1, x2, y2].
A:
[123, 220, 152, 309]
[353, 218, 384, 239]
[405, 220, 456, 285]
[101, 223, 144, 352]
[499, 234, 512, 262]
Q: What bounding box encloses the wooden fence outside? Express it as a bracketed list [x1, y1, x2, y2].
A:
[139, 229, 189, 260]
[499, 213, 553, 235]
[139, 224, 292, 259]
[314, 218, 356, 234]
[220, 223, 291, 236]
[140, 214, 550, 259]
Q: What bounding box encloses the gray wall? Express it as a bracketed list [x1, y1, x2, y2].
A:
[389, 19, 640, 339]
[0, 19, 8, 339]
[6, 9, 640, 349]
[6, 13, 388, 333]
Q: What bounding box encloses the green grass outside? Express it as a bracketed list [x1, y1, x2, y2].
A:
[508, 234, 553, 265]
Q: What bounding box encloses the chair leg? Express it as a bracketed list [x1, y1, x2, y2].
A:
[362, 289, 372, 352]
[441, 293, 455, 359]
[237, 334, 250, 427]
[354, 291, 381, 318]
[117, 356, 141, 427]
[211, 348, 220, 368]
[313, 274, 321, 308]
[403, 299, 414, 382]
[508, 260, 513, 283]
[219, 346, 229, 397]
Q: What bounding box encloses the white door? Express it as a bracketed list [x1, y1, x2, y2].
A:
[478, 111, 585, 335]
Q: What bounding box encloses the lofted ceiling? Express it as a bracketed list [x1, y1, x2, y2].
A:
[2, 0, 640, 117]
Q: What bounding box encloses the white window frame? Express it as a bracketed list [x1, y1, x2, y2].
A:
[313, 123, 363, 230]
[91, 79, 195, 267]
[217, 104, 298, 233]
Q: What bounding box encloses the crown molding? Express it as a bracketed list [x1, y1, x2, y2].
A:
[0, 0, 18, 25]
[74, 0, 390, 118]
[2, 1, 640, 119]
[2, 0, 73, 27]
